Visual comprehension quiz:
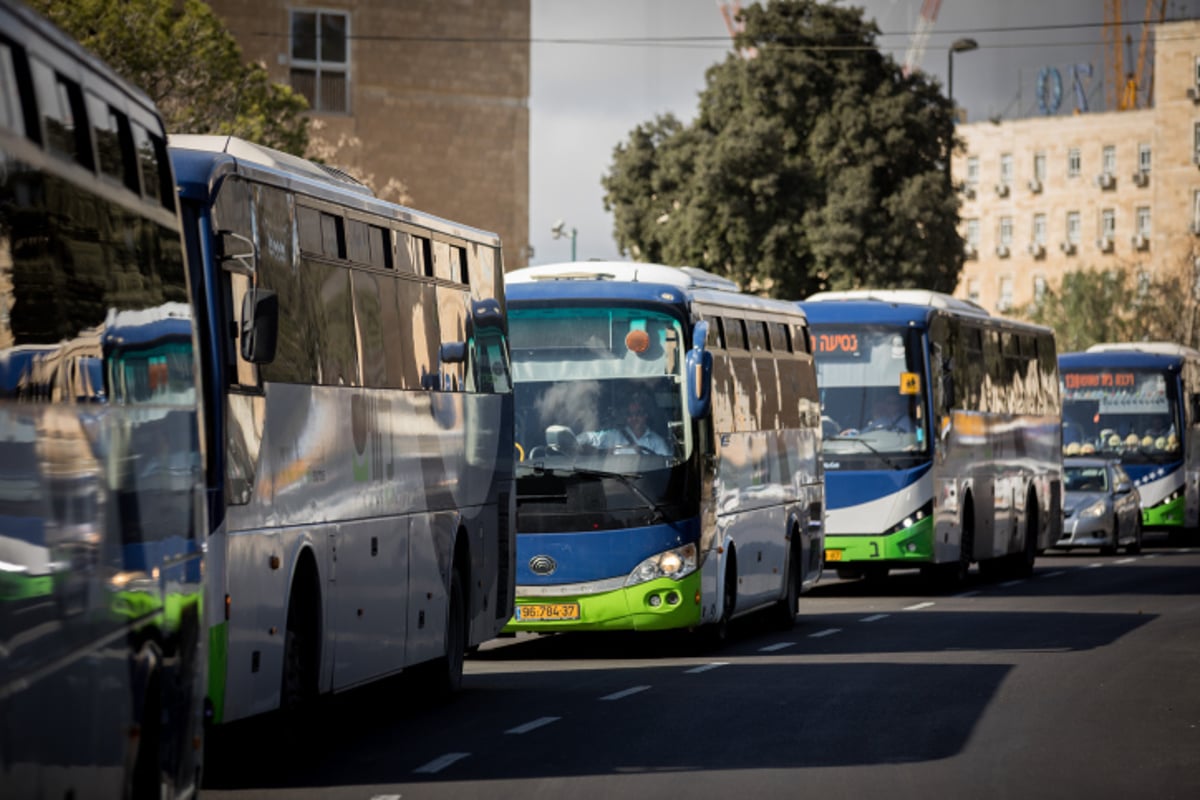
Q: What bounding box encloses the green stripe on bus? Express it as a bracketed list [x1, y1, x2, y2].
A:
[504, 571, 703, 633]
[208, 622, 229, 725]
[824, 515, 935, 563]
[1143, 494, 1185, 527]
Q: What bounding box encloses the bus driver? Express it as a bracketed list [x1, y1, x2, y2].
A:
[578, 394, 671, 456]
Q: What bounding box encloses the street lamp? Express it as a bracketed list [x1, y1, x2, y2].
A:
[551, 219, 577, 261]
[947, 37, 979, 115]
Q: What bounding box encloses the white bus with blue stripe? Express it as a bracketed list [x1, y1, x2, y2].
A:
[505, 262, 825, 637]
[1059, 343, 1200, 541]
[801, 291, 1062, 585]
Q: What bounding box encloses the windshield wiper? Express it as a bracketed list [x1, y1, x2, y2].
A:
[517, 461, 666, 523]
[827, 436, 902, 470]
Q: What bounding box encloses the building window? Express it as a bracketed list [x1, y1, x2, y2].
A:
[966, 156, 979, 189]
[999, 216, 1013, 246]
[1033, 274, 1047, 304]
[290, 10, 349, 113]
[1101, 208, 1116, 238]
[1068, 148, 1081, 177]
[967, 278, 980, 303]
[1033, 152, 1046, 182]
[1102, 145, 1116, 175]
[1067, 211, 1081, 244]
[1138, 143, 1151, 174]
[1000, 153, 1013, 186]
[1194, 122, 1200, 164]
[998, 275, 1014, 311]
[1137, 207, 1151, 237]
[1193, 190, 1200, 233]
[1194, 55, 1200, 89]
[966, 218, 980, 249]
[1032, 213, 1047, 245]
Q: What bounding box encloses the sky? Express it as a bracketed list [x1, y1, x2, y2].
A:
[527, 0, 1200, 266]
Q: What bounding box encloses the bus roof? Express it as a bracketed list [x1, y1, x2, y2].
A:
[800, 290, 1052, 336]
[168, 135, 502, 247]
[505, 262, 806, 319]
[1061, 344, 1200, 370]
[804, 289, 989, 316]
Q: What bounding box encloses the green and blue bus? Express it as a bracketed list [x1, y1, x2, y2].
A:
[505, 262, 824, 637]
[1059, 343, 1200, 540]
[801, 290, 1062, 585]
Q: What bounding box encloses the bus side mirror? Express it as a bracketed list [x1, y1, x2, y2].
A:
[440, 341, 466, 364]
[240, 289, 278, 364]
[686, 321, 713, 419]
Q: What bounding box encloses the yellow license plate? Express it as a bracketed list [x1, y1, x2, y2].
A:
[824, 549, 843, 562]
[515, 602, 580, 621]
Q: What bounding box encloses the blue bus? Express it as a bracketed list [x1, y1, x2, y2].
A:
[801, 290, 1062, 585]
[505, 262, 824, 638]
[1059, 343, 1200, 541]
[0, 2, 206, 797]
[169, 134, 514, 724]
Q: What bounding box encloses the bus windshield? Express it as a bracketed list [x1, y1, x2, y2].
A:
[509, 305, 688, 471]
[811, 326, 928, 457]
[1061, 368, 1181, 463]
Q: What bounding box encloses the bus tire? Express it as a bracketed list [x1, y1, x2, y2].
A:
[1013, 491, 1038, 577]
[700, 551, 737, 648]
[930, 496, 973, 590]
[281, 557, 320, 716]
[771, 535, 800, 630]
[127, 648, 162, 800]
[419, 564, 467, 699]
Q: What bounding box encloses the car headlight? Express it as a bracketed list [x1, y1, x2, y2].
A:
[626, 543, 698, 587]
[1080, 500, 1108, 519]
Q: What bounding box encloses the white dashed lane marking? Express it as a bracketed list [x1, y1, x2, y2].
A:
[760, 641, 797, 651]
[413, 753, 470, 774]
[506, 717, 560, 735]
[999, 579, 1024, 588]
[1115, 558, 1136, 564]
[600, 686, 651, 701]
[807, 628, 841, 639]
[859, 614, 890, 623]
[685, 662, 729, 674]
[1041, 570, 1066, 578]
[903, 602, 936, 611]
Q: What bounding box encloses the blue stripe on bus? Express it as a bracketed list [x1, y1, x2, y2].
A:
[515, 517, 701, 585]
[1120, 460, 1183, 484]
[824, 463, 932, 511]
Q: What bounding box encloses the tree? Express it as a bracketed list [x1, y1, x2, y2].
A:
[28, 0, 309, 155]
[602, 0, 961, 298]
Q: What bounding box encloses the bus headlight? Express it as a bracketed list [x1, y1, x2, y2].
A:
[626, 543, 698, 587]
[1080, 501, 1107, 519]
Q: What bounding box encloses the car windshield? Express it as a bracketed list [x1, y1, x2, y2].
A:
[1064, 465, 1109, 492]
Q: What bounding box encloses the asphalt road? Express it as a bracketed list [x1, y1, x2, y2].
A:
[203, 534, 1200, 800]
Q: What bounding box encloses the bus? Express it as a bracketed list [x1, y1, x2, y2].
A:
[504, 262, 824, 638]
[168, 135, 515, 725]
[0, 2, 207, 797]
[800, 290, 1062, 585]
[1059, 342, 1200, 542]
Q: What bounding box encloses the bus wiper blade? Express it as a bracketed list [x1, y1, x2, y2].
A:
[544, 463, 667, 523]
[833, 437, 902, 470]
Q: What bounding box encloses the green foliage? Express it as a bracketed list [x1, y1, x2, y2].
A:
[27, 0, 308, 155]
[602, 0, 961, 298]
[1025, 267, 1144, 352]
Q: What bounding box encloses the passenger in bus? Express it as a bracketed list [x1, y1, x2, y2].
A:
[577, 393, 671, 456]
[863, 393, 915, 433]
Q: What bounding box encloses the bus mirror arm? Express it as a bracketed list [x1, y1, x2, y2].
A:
[217, 230, 258, 276]
[240, 289, 278, 364]
[440, 341, 467, 364]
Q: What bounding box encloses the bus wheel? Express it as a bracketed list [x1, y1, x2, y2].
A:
[771, 538, 800, 630]
[701, 555, 737, 648]
[421, 565, 466, 698]
[127, 650, 162, 800]
[1013, 493, 1038, 577]
[281, 588, 319, 713]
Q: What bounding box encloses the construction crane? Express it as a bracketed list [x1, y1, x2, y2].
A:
[1106, 0, 1167, 110]
[903, 0, 943, 76]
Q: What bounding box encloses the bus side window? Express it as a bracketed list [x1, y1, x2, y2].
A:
[768, 321, 791, 354]
[724, 317, 747, 350]
[1190, 394, 1200, 426]
[0, 41, 23, 134]
[30, 57, 89, 168]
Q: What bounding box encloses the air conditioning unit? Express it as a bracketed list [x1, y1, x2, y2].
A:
[996, 298, 1013, 312]
[963, 245, 978, 260]
[1060, 241, 1077, 255]
[1096, 236, 1115, 253]
[995, 182, 1010, 198]
[962, 185, 977, 200]
[995, 244, 1011, 258]
[1189, 86, 1200, 103]
[1028, 178, 1042, 194]
[1027, 242, 1046, 258]
[1132, 171, 1149, 187]
[1132, 233, 1149, 251]
[1096, 172, 1116, 190]
[1192, 222, 1200, 236]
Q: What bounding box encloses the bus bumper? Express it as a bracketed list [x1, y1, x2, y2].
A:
[1143, 494, 1184, 528]
[505, 571, 703, 632]
[823, 516, 935, 566]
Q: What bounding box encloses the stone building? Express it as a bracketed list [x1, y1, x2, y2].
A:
[205, 0, 530, 270]
[952, 19, 1200, 315]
